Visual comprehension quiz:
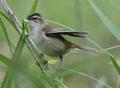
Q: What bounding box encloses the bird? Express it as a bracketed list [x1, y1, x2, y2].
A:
[26, 13, 97, 62]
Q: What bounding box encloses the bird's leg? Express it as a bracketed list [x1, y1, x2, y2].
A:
[36, 53, 47, 64]
[36, 53, 48, 69]
[54, 55, 63, 71]
[36, 52, 44, 59]
[59, 55, 63, 63]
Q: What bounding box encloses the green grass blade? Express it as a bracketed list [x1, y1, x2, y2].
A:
[0, 18, 13, 54]
[0, 53, 15, 67]
[88, 0, 120, 42]
[12, 28, 25, 59]
[108, 53, 120, 74]
[0, 54, 16, 88]
[30, 0, 39, 14]
[87, 0, 120, 74]
[0, 12, 19, 33]
[88, 38, 120, 74]
[0, 12, 13, 26]
[1, 29, 25, 88]
[0, 18, 44, 88]
[0, 12, 25, 88]
[20, 69, 49, 88]
[59, 67, 112, 88]
[1, 69, 15, 88]
[1, 20, 49, 88]
[0, 53, 48, 88]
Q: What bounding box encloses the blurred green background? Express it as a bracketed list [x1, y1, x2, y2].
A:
[0, 0, 120, 88]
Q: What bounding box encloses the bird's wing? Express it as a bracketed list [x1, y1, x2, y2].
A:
[45, 28, 88, 38]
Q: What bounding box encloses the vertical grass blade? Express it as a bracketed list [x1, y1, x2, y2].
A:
[88, 0, 120, 42]
[30, 0, 39, 14]
[0, 18, 13, 54]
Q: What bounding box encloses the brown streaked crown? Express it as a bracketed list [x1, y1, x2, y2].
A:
[27, 13, 43, 22]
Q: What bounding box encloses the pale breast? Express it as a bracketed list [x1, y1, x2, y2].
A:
[29, 28, 69, 57]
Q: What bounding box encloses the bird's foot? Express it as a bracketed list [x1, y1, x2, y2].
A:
[36, 53, 44, 59]
[36, 53, 49, 69]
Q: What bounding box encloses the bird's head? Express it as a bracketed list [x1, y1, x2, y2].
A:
[27, 13, 44, 29]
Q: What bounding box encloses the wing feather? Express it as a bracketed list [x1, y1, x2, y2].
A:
[45, 28, 88, 38]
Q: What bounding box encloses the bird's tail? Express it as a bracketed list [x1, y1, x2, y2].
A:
[70, 42, 98, 53]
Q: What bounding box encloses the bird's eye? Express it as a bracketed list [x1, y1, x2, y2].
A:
[32, 17, 42, 22]
[32, 18, 38, 22]
[32, 17, 37, 20]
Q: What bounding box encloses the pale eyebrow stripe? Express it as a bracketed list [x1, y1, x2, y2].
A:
[32, 15, 41, 19]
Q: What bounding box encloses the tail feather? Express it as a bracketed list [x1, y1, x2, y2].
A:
[71, 43, 98, 52]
